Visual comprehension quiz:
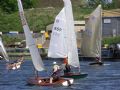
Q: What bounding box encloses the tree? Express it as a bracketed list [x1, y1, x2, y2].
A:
[0, 0, 17, 13]
[87, 0, 120, 9]
[0, 0, 35, 13]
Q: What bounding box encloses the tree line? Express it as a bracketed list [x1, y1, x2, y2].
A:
[0, 0, 37, 13]
[0, 0, 120, 13]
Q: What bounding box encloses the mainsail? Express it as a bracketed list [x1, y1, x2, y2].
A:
[48, 0, 80, 68]
[63, 0, 80, 68]
[48, 8, 67, 58]
[0, 37, 9, 62]
[17, 0, 44, 71]
[81, 5, 102, 59]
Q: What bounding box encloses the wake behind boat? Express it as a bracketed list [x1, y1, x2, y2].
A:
[17, 0, 74, 87]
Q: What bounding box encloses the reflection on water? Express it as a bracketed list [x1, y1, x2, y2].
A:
[0, 60, 120, 90]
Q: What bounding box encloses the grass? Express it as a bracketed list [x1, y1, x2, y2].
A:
[0, 7, 93, 33]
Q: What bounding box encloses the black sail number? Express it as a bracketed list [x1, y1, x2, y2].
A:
[54, 27, 62, 32]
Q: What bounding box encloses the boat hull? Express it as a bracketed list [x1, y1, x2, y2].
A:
[6, 61, 23, 70]
[89, 62, 103, 66]
[61, 73, 88, 79]
[27, 77, 74, 86]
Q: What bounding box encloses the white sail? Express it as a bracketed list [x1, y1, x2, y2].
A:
[48, 8, 67, 58]
[48, 0, 80, 68]
[81, 5, 102, 59]
[17, 0, 44, 71]
[0, 37, 9, 62]
[63, 0, 80, 68]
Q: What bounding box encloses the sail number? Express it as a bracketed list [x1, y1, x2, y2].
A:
[85, 29, 92, 37]
[54, 27, 62, 32]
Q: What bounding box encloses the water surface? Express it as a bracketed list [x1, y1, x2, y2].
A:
[0, 60, 120, 90]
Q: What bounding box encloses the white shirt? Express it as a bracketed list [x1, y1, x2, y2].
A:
[53, 64, 60, 72]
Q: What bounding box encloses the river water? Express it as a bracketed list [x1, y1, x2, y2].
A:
[0, 59, 120, 90]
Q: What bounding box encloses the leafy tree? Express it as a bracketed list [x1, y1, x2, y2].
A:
[21, 0, 35, 9]
[0, 0, 17, 13]
[0, 0, 36, 13]
[87, 0, 120, 9]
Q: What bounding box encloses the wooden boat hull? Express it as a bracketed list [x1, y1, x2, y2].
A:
[89, 62, 103, 66]
[61, 73, 88, 79]
[27, 77, 74, 86]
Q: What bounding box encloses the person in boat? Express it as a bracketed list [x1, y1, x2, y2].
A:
[0, 55, 3, 60]
[95, 57, 103, 64]
[50, 61, 60, 83]
[63, 57, 71, 75]
[7, 56, 24, 70]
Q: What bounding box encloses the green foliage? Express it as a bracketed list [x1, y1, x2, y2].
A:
[0, 12, 22, 32]
[0, 0, 36, 13]
[102, 36, 120, 45]
[22, 0, 35, 9]
[88, 0, 120, 9]
[0, 7, 93, 33]
[0, 0, 17, 13]
[2, 35, 22, 45]
[0, 0, 120, 33]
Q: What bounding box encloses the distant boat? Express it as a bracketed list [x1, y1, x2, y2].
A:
[17, 0, 73, 86]
[81, 5, 103, 65]
[0, 37, 9, 62]
[0, 37, 23, 69]
[48, 0, 87, 79]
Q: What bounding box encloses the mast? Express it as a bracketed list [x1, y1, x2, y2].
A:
[100, 5, 102, 62]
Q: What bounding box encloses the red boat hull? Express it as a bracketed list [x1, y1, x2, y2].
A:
[27, 77, 73, 86]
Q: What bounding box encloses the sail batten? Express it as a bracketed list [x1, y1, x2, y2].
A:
[81, 5, 102, 59]
[17, 0, 44, 71]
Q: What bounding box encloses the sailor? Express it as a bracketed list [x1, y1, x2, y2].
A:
[63, 57, 71, 75]
[50, 62, 60, 83]
[96, 57, 101, 62]
[0, 55, 3, 60]
[6, 56, 24, 70]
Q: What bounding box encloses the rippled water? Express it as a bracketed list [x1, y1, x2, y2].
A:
[0, 59, 120, 90]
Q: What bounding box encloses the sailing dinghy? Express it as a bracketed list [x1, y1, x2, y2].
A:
[17, 0, 73, 86]
[48, 0, 87, 79]
[0, 37, 9, 62]
[81, 5, 103, 66]
[0, 37, 23, 70]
